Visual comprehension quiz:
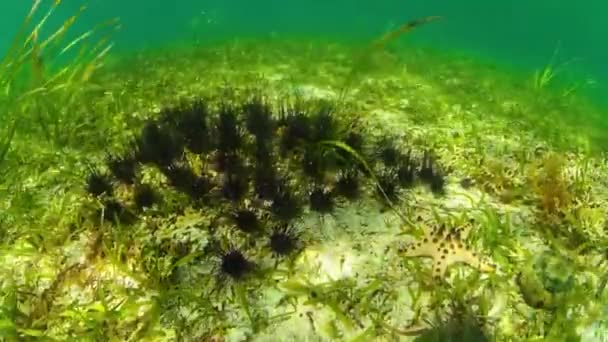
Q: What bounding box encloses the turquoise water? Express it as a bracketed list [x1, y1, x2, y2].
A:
[1, 0, 606, 94]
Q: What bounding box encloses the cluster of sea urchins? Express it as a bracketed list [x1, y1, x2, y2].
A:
[84, 94, 447, 281]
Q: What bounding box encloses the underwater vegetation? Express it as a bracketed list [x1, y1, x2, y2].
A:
[528, 153, 572, 219]
[70, 92, 460, 341]
[1, 2, 608, 342]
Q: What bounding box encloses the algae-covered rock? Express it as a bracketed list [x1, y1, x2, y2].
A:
[517, 249, 576, 309]
[413, 317, 490, 342]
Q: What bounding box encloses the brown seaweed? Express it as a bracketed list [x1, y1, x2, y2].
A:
[338, 16, 443, 101]
[372, 16, 443, 50]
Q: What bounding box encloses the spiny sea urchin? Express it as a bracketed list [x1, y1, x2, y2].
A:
[243, 96, 275, 143]
[254, 165, 280, 200]
[231, 208, 261, 234]
[216, 105, 242, 153]
[269, 224, 300, 256]
[100, 198, 134, 224]
[220, 248, 252, 280]
[162, 163, 211, 200]
[376, 138, 401, 167]
[419, 151, 446, 195]
[310, 104, 337, 143]
[309, 187, 335, 213]
[172, 100, 212, 154]
[214, 151, 245, 174]
[335, 131, 366, 170]
[396, 151, 416, 188]
[135, 121, 184, 166]
[270, 182, 301, 221]
[221, 174, 249, 202]
[85, 168, 113, 197]
[343, 131, 364, 152]
[334, 170, 361, 200]
[279, 110, 312, 153]
[133, 183, 158, 209]
[302, 147, 330, 181]
[106, 151, 138, 185]
[376, 171, 400, 204]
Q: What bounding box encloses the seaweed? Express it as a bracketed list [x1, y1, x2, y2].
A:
[338, 16, 443, 101]
[0, 120, 17, 171]
[5, 8, 607, 339]
[527, 153, 573, 222]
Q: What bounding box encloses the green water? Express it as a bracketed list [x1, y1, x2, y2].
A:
[2, 0, 606, 99]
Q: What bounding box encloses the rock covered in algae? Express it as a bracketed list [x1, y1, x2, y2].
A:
[516, 249, 576, 309]
[413, 317, 490, 342]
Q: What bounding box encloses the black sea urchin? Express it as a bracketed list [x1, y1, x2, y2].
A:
[252, 140, 275, 169]
[343, 131, 364, 152]
[173, 100, 211, 154]
[279, 110, 311, 153]
[162, 163, 211, 200]
[309, 187, 334, 214]
[221, 174, 249, 202]
[376, 171, 399, 204]
[135, 121, 183, 167]
[243, 97, 275, 143]
[220, 249, 252, 280]
[231, 209, 260, 234]
[335, 170, 360, 200]
[100, 198, 134, 224]
[106, 151, 138, 185]
[214, 151, 245, 175]
[216, 105, 242, 153]
[85, 169, 113, 197]
[335, 131, 365, 170]
[271, 183, 301, 221]
[397, 152, 416, 188]
[254, 166, 280, 200]
[269, 224, 299, 256]
[419, 151, 446, 195]
[310, 105, 337, 143]
[133, 183, 158, 209]
[302, 147, 328, 181]
[376, 138, 401, 167]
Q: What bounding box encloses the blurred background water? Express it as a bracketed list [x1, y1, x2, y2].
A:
[1, 0, 606, 102]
